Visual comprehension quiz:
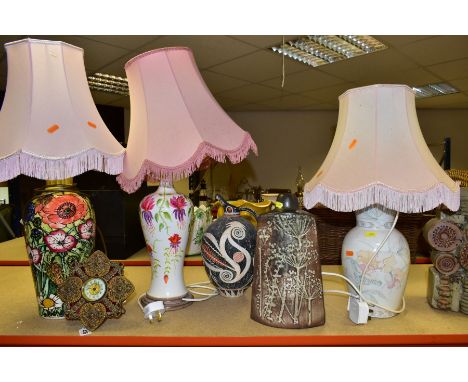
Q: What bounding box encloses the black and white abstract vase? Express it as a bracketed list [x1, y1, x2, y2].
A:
[201, 195, 257, 297]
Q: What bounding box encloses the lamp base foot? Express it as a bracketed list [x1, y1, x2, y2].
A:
[139, 292, 193, 311]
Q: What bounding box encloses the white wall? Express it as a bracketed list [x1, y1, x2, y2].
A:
[417, 109, 468, 169]
[124, 108, 468, 198]
[206, 109, 468, 198]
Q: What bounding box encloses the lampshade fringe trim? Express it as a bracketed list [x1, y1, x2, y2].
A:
[0, 149, 125, 182]
[303, 183, 461, 213]
[117, 133, 258, 193]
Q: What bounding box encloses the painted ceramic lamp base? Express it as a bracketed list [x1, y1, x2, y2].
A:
[341, 205, 410, 318]
[23, 184, 96, 318]
[139, 182, 193, 311]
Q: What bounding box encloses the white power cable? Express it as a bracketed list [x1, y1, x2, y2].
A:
[138, 281, 218, 322]
[182, 281, 218, 302]
[322, 271, 363, 297]
[358, 211, 399, 293]
[322, 266, 406, 315]
[324, 289, 358, 298]
[281, 35, 285, 88]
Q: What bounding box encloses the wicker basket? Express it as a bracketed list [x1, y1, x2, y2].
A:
[447, 169, 468, 187]
[308, 207, 434, 265]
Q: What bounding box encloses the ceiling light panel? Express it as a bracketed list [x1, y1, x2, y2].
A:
[87, 72, 129, 96]
[412, 83, 459, 98]
[271, 35, 387, 67]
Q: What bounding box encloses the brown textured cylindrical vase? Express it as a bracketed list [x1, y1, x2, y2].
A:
[458, 242, 468, 271]
[23, 184, 96, 318]
[423, 218, 462, 252]
[251, 197, 325, 329]
[430, 251, 460, 276]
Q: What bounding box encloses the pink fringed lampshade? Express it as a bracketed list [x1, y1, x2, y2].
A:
[303, 84, 460, 213]
[0, 39, 125, 181]
[116, 47, 257, 193]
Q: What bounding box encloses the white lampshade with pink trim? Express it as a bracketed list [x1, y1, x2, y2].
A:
[116, 47, 257, 193]
[303, 84, 460, 213]
[0, 38, 125, 181]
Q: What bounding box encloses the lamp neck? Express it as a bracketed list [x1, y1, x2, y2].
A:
[39, 179, 77, 193]
[157, 181, 177, 196]
[355, 205, 397, 230]
[45, 178, 74, 187]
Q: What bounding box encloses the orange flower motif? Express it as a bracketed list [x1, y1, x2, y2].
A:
[36, 194, 87, 229]
[168, 233, 181, 252]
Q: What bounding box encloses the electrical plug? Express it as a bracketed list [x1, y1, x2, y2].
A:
[143, 301, 165, 323]
[348, 296, 370, 324]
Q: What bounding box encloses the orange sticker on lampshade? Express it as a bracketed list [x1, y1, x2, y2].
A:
[47, 124, 60, 133]
[348, 139, 357, 149]
[87, 121, 97, 128]
[346, 250, 354, 257]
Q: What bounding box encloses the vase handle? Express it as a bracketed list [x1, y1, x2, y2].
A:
[215, 194, 257, 220]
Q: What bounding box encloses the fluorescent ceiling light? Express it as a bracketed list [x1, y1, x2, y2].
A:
[87, 73, 129, 96]
[412, 83, 459, 98]
[271, 35, 387, 67]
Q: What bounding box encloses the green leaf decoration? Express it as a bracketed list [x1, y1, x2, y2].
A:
[162, 211, 171, 221]
[194, 227, 204, 245]
[152, 257, 161, 277]
[159, 222, 164, 232]
[154, 213, 159, 222]
[165, 200, 170, 208]
[156, 198, 163, 206]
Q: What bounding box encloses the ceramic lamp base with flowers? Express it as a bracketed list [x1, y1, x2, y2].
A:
[23, 183, 96, 318]
[139, 182, 194, 311]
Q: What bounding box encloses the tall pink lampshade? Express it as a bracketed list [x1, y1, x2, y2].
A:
[304, 84, 460, 320]
[0, 38, 124, 319]
[117, 47, 257, 193]
[0, 39, 125, 181]
[116, 47, 257, 315]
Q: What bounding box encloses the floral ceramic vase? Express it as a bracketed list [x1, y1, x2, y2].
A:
[341, 205, 410, 318]
[139, 182, 194, 310]
[23, 185, 96, 318]
[201, 195, 257, 297]
[251, 195, 325, 328]
[186, 205, 212, 256]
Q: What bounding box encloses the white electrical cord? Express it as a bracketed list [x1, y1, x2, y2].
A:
[359, 211, 399, 293]
[323, 289, 358, 298]
[138, 281, 218, 322]
[281, 35, 285, 88]
[182, 281, 219, 302]
[322, 270, 406, 314]
[322, 271, 365, 300]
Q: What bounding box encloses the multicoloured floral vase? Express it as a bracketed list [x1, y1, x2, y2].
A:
[139, 182, 194, 310]
[23, 185, 96, 318]
[186, 205, 212, 256]
[201, 195, 257, 297]
[341, 205, 410, 318]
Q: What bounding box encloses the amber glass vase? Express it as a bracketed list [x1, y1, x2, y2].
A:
[23, 184, 96, 318]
